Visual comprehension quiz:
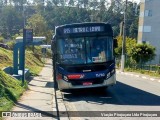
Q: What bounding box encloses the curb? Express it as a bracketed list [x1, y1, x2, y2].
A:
[117, 70, 160, 83]
[55, 90, 70, 120]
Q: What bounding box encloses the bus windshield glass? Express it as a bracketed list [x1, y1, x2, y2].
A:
[57, 36, 113, 64]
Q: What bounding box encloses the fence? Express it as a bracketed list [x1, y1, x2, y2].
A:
[116, 54, 160, 74]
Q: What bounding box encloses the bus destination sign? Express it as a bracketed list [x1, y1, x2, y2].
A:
[63, 26, 104, 34]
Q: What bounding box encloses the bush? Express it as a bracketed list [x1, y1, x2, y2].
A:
[130, 43, 155, 64]
[0, 36, 4, 43]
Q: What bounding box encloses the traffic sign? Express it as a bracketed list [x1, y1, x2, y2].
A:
[23, 29, 33, 44]
[22, 28, 33, 85]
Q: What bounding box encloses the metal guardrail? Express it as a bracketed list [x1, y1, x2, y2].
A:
[116, 57, 160, 74]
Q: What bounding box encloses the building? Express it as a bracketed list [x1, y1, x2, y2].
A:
[138, 0, 160, 64]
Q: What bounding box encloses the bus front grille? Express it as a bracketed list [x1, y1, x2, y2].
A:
[70, 78, 104, 86]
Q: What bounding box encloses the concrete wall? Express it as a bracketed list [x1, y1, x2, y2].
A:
[138, 0, 160, 64]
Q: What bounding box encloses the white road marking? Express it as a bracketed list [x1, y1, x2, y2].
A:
[117, 71, 160, 83]
[128, 73, 133, 76]
[142, 76, 147, 79]
[150, 78, 155, 81]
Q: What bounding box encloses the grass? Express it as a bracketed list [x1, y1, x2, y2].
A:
[0, 70, 27, 110]
[25, 51, 44, 76]
[0, 70, 27, 120]
[0, 48, 13, 69]
[125, 67, 160, 78]
[0, 46, 48, 119]
[0, 47, 44, 75]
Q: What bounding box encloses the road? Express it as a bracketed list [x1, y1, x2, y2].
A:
[60, 72, 160, 120]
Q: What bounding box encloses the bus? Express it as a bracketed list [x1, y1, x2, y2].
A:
[51, 23, 117, 90]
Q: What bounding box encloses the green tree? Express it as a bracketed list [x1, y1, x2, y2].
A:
[0, 0, 140, 41]
[114, 36, 136, 57]
[125, 2, 139, 39]
[106, 0, 123, 36]
[26, 13, 52, 44]
[129, 18, 138, 39]
[51, 0, 60, 6]
[68, 0, 75, 6]
[26, 13, 47, 36]
[130, 43, 155, 64]
[0, 6, 22, 38]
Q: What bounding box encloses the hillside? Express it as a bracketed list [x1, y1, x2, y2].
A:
[0, 70, 27, 111]
[0, 47, 45, 114]
[0, 48, 12, 69]
[0, 47, 44, 75]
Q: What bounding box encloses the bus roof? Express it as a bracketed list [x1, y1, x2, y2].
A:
[56, 22, 110, 28]
[55, 22, 113, 38]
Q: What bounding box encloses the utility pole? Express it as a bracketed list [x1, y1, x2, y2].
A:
[23, 3, 25, 28]
[120, 22, 124, 36]
[121, 0, 128, 72]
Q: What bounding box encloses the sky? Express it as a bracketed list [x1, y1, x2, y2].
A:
[127, 0, 140, 3]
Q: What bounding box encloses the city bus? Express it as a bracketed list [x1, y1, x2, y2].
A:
[51, 23, 117, 90]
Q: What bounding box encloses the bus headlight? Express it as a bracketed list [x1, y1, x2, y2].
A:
[111, 69, 115, 74]
[106, 72, 111, 79]
[63, 76, 68, 81]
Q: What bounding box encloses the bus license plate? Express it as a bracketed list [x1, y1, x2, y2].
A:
[83, 82, 92, 86]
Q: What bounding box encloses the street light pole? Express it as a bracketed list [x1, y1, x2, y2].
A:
[121, 0, 128, 72]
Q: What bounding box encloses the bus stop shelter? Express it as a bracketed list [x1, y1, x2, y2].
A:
[13, 36, 46, 79]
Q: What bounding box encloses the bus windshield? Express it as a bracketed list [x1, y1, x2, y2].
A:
[57, 36, 113, 64]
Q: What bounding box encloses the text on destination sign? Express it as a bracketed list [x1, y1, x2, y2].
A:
[63, 26, 104, 34]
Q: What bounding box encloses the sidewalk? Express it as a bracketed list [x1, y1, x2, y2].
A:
[6, 59, 58, 120]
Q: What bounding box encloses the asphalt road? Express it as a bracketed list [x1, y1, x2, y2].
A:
[61, 73, 160, 120]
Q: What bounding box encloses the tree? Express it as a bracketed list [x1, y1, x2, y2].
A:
[68, 0, 75, 7]
[106, 0, 123, 36]
[129, 18, 138, 39]
[114, 36, 136, 57]
[96, 0, 107, 22]
[0, 6, 22, 38]
[51, 0, 60, 6]
[26, 13, 52, 44]
[26, 13, 47, 36]
[130, 43, 155, 64]
[0, 0, 140, 40]
[12, 0, 27, 12]
[126, 1, 139, 39]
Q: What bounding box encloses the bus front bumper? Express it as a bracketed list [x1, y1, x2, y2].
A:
[56, 74, 116, 90]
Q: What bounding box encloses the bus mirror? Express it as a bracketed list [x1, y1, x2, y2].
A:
[113, 39, 118, 48]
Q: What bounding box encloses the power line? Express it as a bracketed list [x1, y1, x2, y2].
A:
[106, 1, 125, 24]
